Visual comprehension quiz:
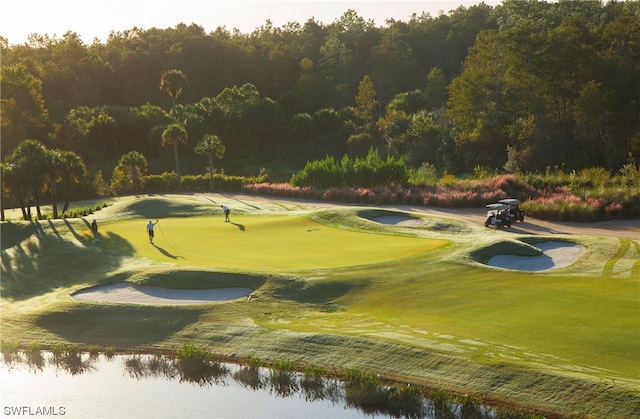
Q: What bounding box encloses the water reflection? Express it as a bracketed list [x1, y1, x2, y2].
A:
[123, 354, 177, 380]
[50, 347, 96, 375]
[233, 358, 265, 390]
[1, 347, 503, 418]
[2, 344, 96, 375]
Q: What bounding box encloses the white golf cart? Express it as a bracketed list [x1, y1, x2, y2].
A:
[499, 198, 525, 222]
[484, 203, 512, 228]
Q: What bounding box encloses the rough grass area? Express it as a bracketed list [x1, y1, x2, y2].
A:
[2, 194, 639, 418]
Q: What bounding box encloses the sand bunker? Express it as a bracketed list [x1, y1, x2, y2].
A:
[372, 216, 423, 227]
[72, 283, 253, 305]
[487, 241, 585, 271]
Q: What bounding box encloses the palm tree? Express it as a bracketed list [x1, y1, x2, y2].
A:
[117, 151, 147, 193]
[160, 69, 188, 112]
[10, 139, 49, 220]
[1, 161, 25, 220]
[195, 134, 226, 191]
[47, 149, 62, 219]
[162, 124, 188, 189]
[160, 69, 188, 189]
[2, 160, 30, 220]
[59, 150, 87, 214]
[0, 163, 5, 221]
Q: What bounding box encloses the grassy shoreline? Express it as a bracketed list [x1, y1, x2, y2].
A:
[2, 194, 639, 417]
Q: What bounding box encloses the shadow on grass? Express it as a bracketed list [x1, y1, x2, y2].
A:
[271, 278, 358, 307]
[36, 305, 203, 346]
[221, 193, 262, 210]
[1, 223, 135, 301]
[96, 231, 135, 253]
[133, 269, 267, 290]
[0, 222, 37, 250]
[152, 243, 183, 259]
[231, 222, 245, 231]
[63, 218, 92, 245]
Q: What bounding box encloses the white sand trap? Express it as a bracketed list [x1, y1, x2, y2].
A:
[487, 241, 585, 271]
[372, 216, 423, 226]
[72, 283, 253, 305]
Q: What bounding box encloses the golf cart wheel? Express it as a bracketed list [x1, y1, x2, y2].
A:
[484, 217, 491, 227]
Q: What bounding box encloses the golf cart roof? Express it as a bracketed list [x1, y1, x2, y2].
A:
[499, 198, 521, 205]
[486, 203, 509, 210]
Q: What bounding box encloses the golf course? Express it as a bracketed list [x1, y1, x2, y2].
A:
[2, 193, 639, 417]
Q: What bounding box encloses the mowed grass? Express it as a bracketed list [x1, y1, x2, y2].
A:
[98, 215, 446, 270]
[2, 194, 639, 417]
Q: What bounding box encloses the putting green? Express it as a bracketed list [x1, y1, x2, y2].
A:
[97, 215, 447, 270]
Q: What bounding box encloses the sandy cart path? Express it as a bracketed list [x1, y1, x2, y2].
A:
[201, 193, 639, 240]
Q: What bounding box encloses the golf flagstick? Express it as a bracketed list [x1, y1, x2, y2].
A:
[155, 218, 184, 259]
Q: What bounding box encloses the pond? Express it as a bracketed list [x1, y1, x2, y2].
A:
[1, 349, 497, 418]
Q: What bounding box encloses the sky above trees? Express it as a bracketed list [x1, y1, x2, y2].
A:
[1, 0, 501, 45]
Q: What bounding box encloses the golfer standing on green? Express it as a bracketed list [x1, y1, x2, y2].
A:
[221, 205, 230, 222]
[91, 219, 100, 242]
[147, 219, 158, 243]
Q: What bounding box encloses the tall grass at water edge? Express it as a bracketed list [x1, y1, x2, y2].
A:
[0, 343, 565, 419]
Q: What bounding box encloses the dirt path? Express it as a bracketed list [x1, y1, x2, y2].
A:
[203, 193, 639, 240]
[392, 205, 639, 240]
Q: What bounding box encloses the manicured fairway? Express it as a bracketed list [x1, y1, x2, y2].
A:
[3, 195, 639, 418]
[100, 215, 447, 270]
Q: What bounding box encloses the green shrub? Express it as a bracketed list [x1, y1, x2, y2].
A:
[291, 148, 407, 188]
[87, 345, 101, 357]
[269, 359, 298, 396]
[618, 153, 640, 187]
[234, 356, 264, 390]
[175, 343, 228, 385]
[140, 172, 265, 193]
[291, 155, 342, 188]
[342, 367, 380, 389]
[408, 162, 438, 186]
[24, 343, 45, 370]
[429, 388, 452, 415]
[103, 346, 116, 358]
[141, 172, 179, 192]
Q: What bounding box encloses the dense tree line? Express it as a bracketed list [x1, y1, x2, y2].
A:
[1, 1, 639, 215]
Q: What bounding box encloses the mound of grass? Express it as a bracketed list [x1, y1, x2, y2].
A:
[97, 195, 220, 220]
[356, 209, 409, 220]
[469, 239, 543, 264]
[312, 208, 419, 235]
[0, 219, 131, 300]
[126, 269, 268, 290]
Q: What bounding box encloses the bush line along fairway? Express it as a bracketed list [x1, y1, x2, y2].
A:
[1, 194, 639, 418]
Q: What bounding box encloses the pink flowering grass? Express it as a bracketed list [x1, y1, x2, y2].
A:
[523, 192, 621, 221]
[244, 174, 638, 221]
